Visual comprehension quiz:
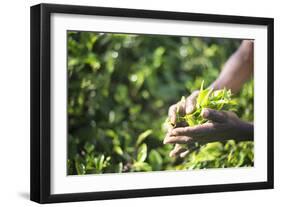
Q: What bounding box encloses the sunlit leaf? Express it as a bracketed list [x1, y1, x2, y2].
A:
[136, 130, 153, 146]
[137, 144, 147, 162]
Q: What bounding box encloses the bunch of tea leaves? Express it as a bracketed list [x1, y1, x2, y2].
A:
[173, 81, 237, 127]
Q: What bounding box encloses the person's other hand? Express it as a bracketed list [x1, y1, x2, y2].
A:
[168, 90, 199, 127]
[164, 108, 253, 156]
[166, 91, 199, 157]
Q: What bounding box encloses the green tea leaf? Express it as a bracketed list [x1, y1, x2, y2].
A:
[148, 149, 163, 171]
[75, 160, 86, 175]
[114, 146, 123, 155]
[136, 130, 153, 146]
[137, 143, 147, 162]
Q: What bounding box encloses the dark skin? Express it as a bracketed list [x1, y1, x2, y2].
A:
[164, 40, 254, 158]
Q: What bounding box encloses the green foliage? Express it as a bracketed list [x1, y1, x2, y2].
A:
[175, 141, 254, 170]
[67, 31, 254, 175]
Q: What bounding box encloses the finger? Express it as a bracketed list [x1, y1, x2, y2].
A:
[163, 131, 172, 144]
[169, 144, 186, 157]
[185, 91, 199, 114]
[168, 101, 186, 125]
[202, 108, 227, 123]
[163, 136, 192, 144]
[170, 126, 197, 136]
[179, 150, 190, 158]
[179, 144, 201, 158]
[167, 125, 174, 133]
[168, 104, 177, 125]
[177, 100, 186, 116]
[170, 123, 219, 138]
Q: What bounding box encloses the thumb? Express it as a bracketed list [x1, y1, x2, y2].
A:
[202, 108, 226, 123]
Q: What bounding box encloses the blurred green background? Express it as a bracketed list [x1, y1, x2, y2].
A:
[67, 31, 254, 175]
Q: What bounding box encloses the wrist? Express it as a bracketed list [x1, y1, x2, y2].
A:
[209, 80, 226, 91]
[236, 121, 254, 141]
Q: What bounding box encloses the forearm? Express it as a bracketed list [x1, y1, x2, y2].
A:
[210, 40, 254, 93]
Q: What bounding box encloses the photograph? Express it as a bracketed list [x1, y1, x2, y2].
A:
[67, 31, 254, 175]
[30, 3, 273, 203]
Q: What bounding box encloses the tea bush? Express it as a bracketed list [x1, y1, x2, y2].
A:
[67, 32, 254, 175]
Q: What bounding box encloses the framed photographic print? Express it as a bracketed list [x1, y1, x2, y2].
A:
[30, 3, 274, 203]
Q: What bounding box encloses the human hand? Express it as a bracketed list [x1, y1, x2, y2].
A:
[167, 90, 199, 128]
[166, 90, 199, 157]
[164, 108, 253, 157]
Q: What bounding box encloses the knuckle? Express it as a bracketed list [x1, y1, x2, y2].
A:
[172, 129, 180, 135]
[183, 136, 192, 142]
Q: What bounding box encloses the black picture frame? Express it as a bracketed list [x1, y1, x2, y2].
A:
[30, 3, 274, 204]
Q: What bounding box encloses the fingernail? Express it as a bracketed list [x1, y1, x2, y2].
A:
[169, 151, 175, 157]
[202, 108, 210, 118]
[180, 150, 189, 158]
[163, 136, 169, 144]
[163, 136, 172, 144]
